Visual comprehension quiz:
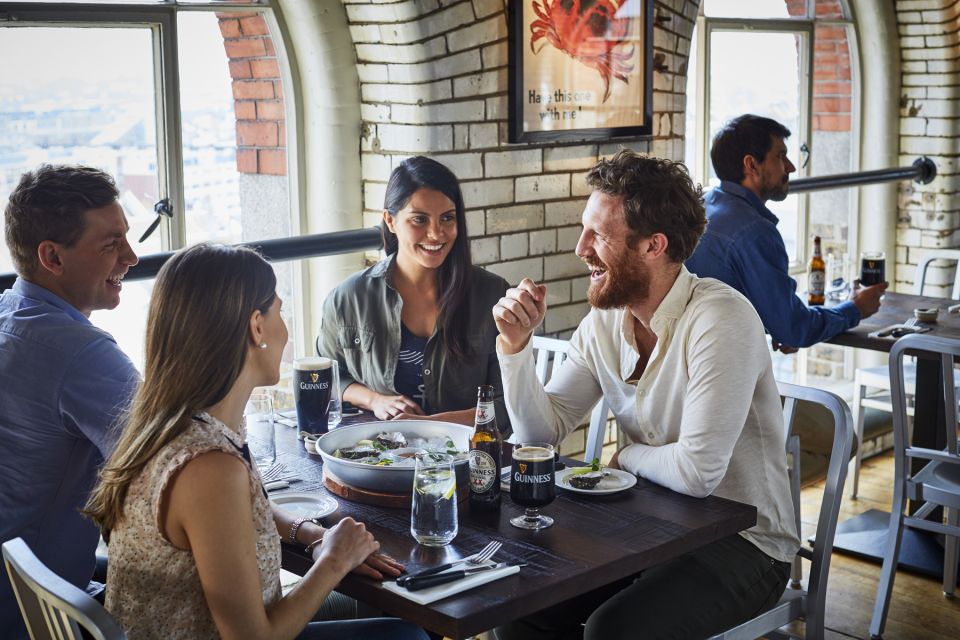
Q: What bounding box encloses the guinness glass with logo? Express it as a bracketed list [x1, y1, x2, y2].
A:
[860, 251, 886, 287]
[509, 442, 555, 530]
[293, 357, 338, 435]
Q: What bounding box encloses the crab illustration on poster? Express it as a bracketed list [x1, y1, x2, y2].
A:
[529, 0, 635, 102]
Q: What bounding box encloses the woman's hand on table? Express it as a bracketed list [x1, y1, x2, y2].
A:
[309, 519, 404, 581]
[370, 393, 425, 420]
[353, 551, 405, 581]
[311, 517, 379, 577]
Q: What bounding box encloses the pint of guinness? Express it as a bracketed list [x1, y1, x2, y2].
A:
[509, 443, 556, 530]
[860, 251, 886, 287]
[293, 357, 337, 435]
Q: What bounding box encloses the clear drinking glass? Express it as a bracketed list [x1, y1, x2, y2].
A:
[244, 394, 276, 471]
[326, 364, 342, 429]
[411, 453, 458, 546]
[826, 252, 851, 302]
[509, 443, 556, 530]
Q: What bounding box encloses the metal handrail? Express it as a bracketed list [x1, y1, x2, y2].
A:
[0, 227, 383, 291]
[0, 157, 939, 291]
[789, 156, 936, 194]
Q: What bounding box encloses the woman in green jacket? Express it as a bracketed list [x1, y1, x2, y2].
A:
[318, 157, 510, 431]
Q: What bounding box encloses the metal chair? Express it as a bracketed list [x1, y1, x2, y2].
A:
[869, 335, 960, 639]
[2, 538, 126, 640]
[530, 335, 610, 462]
[850, 249, 960, 498]
[708, 381, 853, 640]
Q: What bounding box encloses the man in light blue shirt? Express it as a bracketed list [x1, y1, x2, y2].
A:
[0, 165, 140, 638]
[686, 114, 886, 351]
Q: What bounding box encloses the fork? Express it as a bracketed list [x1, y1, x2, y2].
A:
[397, 540, 502, 586]
[260, 463, 288, 483]
[889, 317, 920, 339]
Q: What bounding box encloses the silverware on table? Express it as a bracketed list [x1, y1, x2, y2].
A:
[404, 562, 524, 592]
[397, 540, 502, 586]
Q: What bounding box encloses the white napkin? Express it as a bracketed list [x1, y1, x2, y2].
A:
[382, 562, 520, 604]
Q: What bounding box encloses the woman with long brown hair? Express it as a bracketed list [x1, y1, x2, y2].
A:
[85, 243, 426, 640]
[319, 156, 511, 430]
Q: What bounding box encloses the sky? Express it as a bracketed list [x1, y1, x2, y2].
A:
[0, 12, 234, 111]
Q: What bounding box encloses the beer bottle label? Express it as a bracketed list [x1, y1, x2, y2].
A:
[469, 450, 498, 492]
[475, 401, 495, 426]
[809, 270, 825, 296]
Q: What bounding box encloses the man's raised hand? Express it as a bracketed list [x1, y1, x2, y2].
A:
[493, 278, 548, 354]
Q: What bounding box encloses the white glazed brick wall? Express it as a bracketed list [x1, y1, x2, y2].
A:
[896, 0, 960, 297]
[348, 0, 696, 335]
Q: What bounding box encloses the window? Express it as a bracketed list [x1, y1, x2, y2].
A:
[0, 2, 297, 371]
[684, 0, 859, 387]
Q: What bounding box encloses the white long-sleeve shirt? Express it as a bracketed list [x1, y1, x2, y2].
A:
[498, 267, 800, 563]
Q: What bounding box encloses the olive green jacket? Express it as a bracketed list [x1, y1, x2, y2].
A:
[317, 255, 512, 434]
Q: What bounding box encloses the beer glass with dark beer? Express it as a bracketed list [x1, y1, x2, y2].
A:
[860, 251, 886, 287]
[509, 442, 556, 530]
[293, 357, 338, 436]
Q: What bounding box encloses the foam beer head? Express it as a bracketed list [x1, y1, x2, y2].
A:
[293, 357, 333, 435]
[294, 356, 332, 371]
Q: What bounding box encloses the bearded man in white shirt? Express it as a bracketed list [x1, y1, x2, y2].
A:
[492, 150, 800, 640]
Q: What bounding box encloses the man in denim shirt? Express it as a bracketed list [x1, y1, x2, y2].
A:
[686, 114, 886, 352]
[0, 165, 140, 638]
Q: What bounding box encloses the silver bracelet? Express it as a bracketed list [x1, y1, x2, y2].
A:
[288, 517, 307, 543]
[304, 538, 323, 555]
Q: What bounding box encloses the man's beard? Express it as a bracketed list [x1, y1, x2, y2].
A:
[587, 252, 650, 309]
[763, 176, 790, 202]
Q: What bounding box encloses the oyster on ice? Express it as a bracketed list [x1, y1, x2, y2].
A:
[333, 445, 380, 460]
[374, 431, 407, 449]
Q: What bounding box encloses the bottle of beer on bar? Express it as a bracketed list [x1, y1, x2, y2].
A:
[808, 235, 825, 306]
[469, 385, 501, 511]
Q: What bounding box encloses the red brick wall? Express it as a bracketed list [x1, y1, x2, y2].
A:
[217, 13, 286, 176]
[786, 0, 852, 133]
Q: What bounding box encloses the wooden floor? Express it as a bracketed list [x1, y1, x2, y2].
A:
[786, 451, 960, 639]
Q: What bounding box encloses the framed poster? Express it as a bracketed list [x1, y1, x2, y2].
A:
[508, 0, 653, 143]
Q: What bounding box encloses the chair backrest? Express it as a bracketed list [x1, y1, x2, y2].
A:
[914, 249, 960, 298]
[530, 336, 609, 462]
[2, 538, 126, 640]
[778, 381, 853, 637]
[889, 335, 960, 477]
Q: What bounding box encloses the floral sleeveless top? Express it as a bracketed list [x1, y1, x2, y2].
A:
[105, 412, 281, 639]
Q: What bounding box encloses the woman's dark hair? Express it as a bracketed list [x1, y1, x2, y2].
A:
[380, 156, 474, 361]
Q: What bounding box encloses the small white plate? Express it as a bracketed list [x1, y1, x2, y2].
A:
[555, 468, 637, 495]
[270, 492, 338, 520]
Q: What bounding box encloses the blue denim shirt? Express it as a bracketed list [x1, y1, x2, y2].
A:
[0, 279, 139, 638]
[685, 181, 860, 348]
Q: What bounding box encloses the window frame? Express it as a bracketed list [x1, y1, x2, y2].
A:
[690, 10, 817, 273]
[0, 0, 289, 253]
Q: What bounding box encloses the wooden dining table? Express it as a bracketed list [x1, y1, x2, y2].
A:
[270, 415, 757, 639]
[825, 290, 960, 577]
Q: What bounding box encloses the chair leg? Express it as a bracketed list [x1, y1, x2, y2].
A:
[869, 482, 908, 639]
[850, 376, 867, 499]
[944, 508, 959, 597]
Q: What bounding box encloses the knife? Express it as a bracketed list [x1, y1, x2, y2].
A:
[397, 557, 472, 586]
[404, 562, 523, 592]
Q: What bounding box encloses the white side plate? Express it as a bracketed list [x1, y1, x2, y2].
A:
[270, 492, 338, 519]
[555, 468, 637, 495]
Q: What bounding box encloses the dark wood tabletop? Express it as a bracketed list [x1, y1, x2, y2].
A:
[271, 416, 757, 639]
[825, 291, 960, 352]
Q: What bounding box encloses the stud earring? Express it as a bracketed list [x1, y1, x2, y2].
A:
[259, 342, 268, 350]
